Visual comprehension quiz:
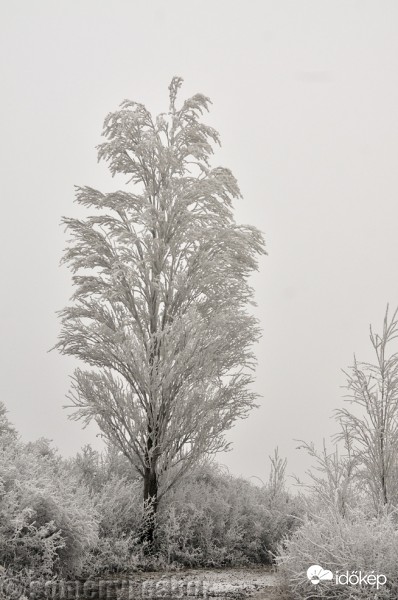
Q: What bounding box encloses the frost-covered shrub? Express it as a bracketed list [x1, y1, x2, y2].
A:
[78, 457, 300, 573]
[81, 533, 173, 577]
[79, 476, 146, 577]
[80, 533, 136, 576]
[0, 420, 98, 579]
[276, 507, 398, 599]
[0, 402, 301, 578]
[70, 444, 134, 495]
[274, 437, 398, 598]
[0, 567, 36, 600]
[157, 463, 300, 567]
[0, 502, 64, 578]
[95, 476, 143, 537]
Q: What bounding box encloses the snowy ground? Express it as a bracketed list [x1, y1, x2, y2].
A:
[98, 566, 279, 600]
[27, 566, 279, 599]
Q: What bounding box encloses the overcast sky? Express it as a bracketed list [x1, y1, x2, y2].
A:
[1, 1, 398, 482]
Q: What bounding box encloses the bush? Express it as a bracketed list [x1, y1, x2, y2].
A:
[276, 507, 398, 599]
[94, 476, 143, 538]
[0, 433, 98, 579]
[156, 462, 300, 567]
[0, 404, 300, 578]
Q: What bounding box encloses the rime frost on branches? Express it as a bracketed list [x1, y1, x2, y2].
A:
[56, 78, 265, 539]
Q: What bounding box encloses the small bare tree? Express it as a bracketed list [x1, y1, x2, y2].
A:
[295, 432, 357, 518]
[56, 78, 265, 542]
[268, 447, 287, 502]
[335, 306, 398, 508]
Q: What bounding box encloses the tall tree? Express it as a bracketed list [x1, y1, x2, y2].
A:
[56, 77, 265, 542]
[335, 306, 398, 508]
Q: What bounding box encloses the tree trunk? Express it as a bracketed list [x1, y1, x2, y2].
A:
[380, 429, 388, 505]
[142, 466, 158, 546]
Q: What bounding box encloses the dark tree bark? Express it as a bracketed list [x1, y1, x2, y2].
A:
[142, 466, 158, 545]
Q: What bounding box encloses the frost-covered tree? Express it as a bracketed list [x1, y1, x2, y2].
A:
[0, 401, 17, 444]
[335, 306, 398, 507]
[56, 77, 265, 541]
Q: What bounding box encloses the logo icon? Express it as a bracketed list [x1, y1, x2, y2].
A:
[307, 565, 333, 585]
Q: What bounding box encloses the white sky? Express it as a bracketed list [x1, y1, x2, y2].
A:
[1, 1, 398, 482]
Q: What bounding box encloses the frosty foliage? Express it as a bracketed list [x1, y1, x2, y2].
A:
[276, 507, 398, 599]
[74, 449, 299, 575]
[335, 306, 398, 508]
[294, 436, 358, 519]
[0, 405, 98, 594]
[156, 460, 299, 568]
[56, 77, 266, 517]
[276, 307, 398, 599]
[0, 402, 300, 586]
